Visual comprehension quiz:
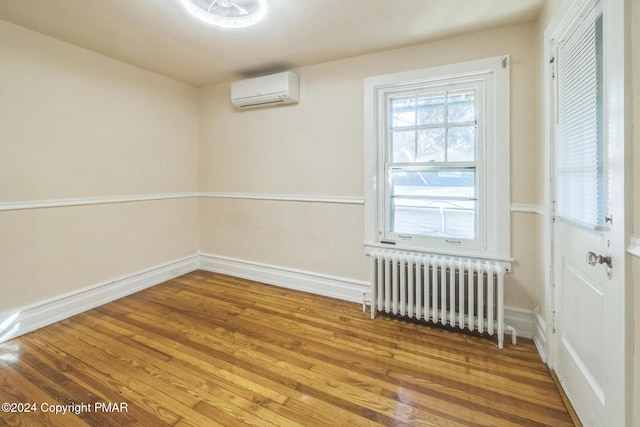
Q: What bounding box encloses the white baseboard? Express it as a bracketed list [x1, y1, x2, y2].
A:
[199, 252, 535, 340]
[0, 251, 537, 349]
[504, 306, 534, 340]
[533, 308, 548, 363]
[199, 252, 370, 304]
[0, 255, 200, 343]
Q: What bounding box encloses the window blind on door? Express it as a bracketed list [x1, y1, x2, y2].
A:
[555, 5, 603, 230]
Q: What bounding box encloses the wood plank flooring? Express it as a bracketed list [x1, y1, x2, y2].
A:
[0, 270, 575, 426]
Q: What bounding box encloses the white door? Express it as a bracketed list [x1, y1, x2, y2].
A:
[550, 0, 627, 425]
[554, 220, 609, 426]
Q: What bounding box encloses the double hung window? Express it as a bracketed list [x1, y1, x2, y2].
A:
[364, 56, 510, 260]
[387, 81, 482, 243]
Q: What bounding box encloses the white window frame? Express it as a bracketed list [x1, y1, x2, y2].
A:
[364, 56, 511, 261]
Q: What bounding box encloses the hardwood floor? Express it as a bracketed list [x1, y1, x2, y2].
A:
[0, 270, 575, 426]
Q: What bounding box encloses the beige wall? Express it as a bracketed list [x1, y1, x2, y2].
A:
[2, 3, 637, 422]
[0, 20, 200, 314]
[537, 0, 565, 32]
[632, 0, 639, 423]
[199, 22, 541, 310]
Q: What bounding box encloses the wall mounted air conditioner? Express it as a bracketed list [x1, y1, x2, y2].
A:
[231, 71, 299, 109]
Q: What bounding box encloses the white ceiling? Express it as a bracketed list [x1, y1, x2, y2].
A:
[0, 0, 545, 87]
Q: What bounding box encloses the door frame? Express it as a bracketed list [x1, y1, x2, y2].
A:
[542, 0, 632, 425]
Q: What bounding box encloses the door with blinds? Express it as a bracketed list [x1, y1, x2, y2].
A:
[551, 1, 615, 425]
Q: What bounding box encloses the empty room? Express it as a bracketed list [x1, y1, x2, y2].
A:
[0, 0, 637, 425]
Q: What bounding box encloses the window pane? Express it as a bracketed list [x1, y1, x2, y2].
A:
[447, 126, 476, 161]
[390, 96, 415, 128]
[417, 128, 445, 162]
[392, 198, 476, 239]
[390, 170, 476, 239]
[391, 130, 415, 162]
[417, 93, 445, 125]
[391, 170, 475, 198]
[447, 90, 476, 123]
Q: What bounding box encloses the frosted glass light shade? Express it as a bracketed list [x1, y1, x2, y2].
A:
[180, 0, 267, 28]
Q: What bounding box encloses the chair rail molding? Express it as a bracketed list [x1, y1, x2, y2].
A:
[628, 236, 640, 257]
[0, 192, 199, 211]
[200, 192, 364, 205]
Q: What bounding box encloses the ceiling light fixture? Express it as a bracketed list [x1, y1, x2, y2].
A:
[180, 0, 267, 29]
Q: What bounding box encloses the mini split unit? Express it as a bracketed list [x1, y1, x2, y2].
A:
[231, 71, 299, 109]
